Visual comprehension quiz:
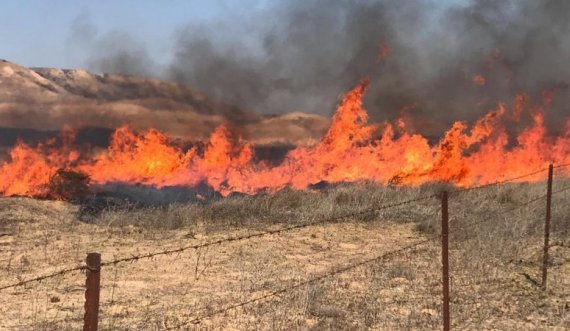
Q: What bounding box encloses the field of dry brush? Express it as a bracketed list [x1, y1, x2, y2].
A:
[1, 180, 569, 330]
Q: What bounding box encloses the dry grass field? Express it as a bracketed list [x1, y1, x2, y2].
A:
[1, 178, 569, 330]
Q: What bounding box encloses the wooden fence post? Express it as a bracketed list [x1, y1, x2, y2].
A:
[541, 164, 554, 290]
[84, 252, 101, 331]
[441, 191, 450, 331]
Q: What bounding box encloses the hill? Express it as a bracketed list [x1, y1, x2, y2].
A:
[0, 59, 329, 146]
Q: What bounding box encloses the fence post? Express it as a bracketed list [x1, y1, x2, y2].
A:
[441, 191, 450, 331]
[84, 252, 101, 331]
[541, 164, 554, 290]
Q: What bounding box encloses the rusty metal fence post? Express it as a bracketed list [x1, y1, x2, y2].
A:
[441, 191, 450, 331]
[541, 164, 554, 290]
[84, 253, 101, 331]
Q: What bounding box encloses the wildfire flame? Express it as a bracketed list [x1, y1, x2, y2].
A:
[472, 74, 486, 86]
[1, 80, 569, 198]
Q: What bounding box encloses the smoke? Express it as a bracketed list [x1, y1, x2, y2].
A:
[69, 13, 157, 77]
[82, 0, 570, 131]
[87, 31, 156, 77]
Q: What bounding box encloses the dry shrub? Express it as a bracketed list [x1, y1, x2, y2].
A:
[47, 169, 90, 201]
[92, 182, 445, 234]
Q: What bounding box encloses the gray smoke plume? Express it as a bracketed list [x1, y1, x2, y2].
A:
[87, 0, 570, 132]
[88, 31, 156, 77]
[70, 13, 157, 77]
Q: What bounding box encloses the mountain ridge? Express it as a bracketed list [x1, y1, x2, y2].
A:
[0, 59, 329, 146]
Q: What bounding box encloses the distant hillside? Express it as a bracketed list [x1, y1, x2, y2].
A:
[0, 59, 329, 146]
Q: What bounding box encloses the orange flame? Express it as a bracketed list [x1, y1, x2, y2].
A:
[472, 74, 486, 86]
[377, 44, 391, 62]
[0, 81, 568, 198]
[0, 129, 79, 197]
[79, 126, 194, 186]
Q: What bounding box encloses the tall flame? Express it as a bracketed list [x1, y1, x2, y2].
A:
[81, 126, 193, 186]
[1, 80, 569, 198]
[0, 129, 79, 196]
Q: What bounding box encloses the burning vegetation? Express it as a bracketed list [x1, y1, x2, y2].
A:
[0, 80, 569, 199]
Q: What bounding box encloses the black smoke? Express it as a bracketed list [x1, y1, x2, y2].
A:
[84, 0, 570, 132]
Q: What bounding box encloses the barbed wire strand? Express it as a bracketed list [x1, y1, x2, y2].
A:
[449, 175, 570, 234]
[449, 193, 547, 234]
[0, 265, 85, 292]
[0, 194, 437, 292]
[435, 161, 569, 199]
[450, 167, 549, 195]
[456, 182, 570, 233]
[165, 238, 432, 330]
[553, 163, 570, 170]
[97, 194, 437, 267]
[552, 185, 570, 196]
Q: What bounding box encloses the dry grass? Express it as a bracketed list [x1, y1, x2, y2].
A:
[0, 177, 569, 330]
[91, 181, 439, 231]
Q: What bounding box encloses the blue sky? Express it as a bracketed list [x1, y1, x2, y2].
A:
[0, 0, 467, 70]
[0, 0, 271, 68]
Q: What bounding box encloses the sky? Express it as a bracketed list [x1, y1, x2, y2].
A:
[12, 0, 567, 126]
[0, 0, 271, 68]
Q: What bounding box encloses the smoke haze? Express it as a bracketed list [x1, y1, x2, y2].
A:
[82, 0, 570, 130]
[69, 13, 157, 77]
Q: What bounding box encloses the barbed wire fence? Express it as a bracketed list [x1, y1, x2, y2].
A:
[446, 163, 570, 330]
[164, 238, 434, 330]
[0, 194, 438, 292]
[0, 163, 568, 330]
